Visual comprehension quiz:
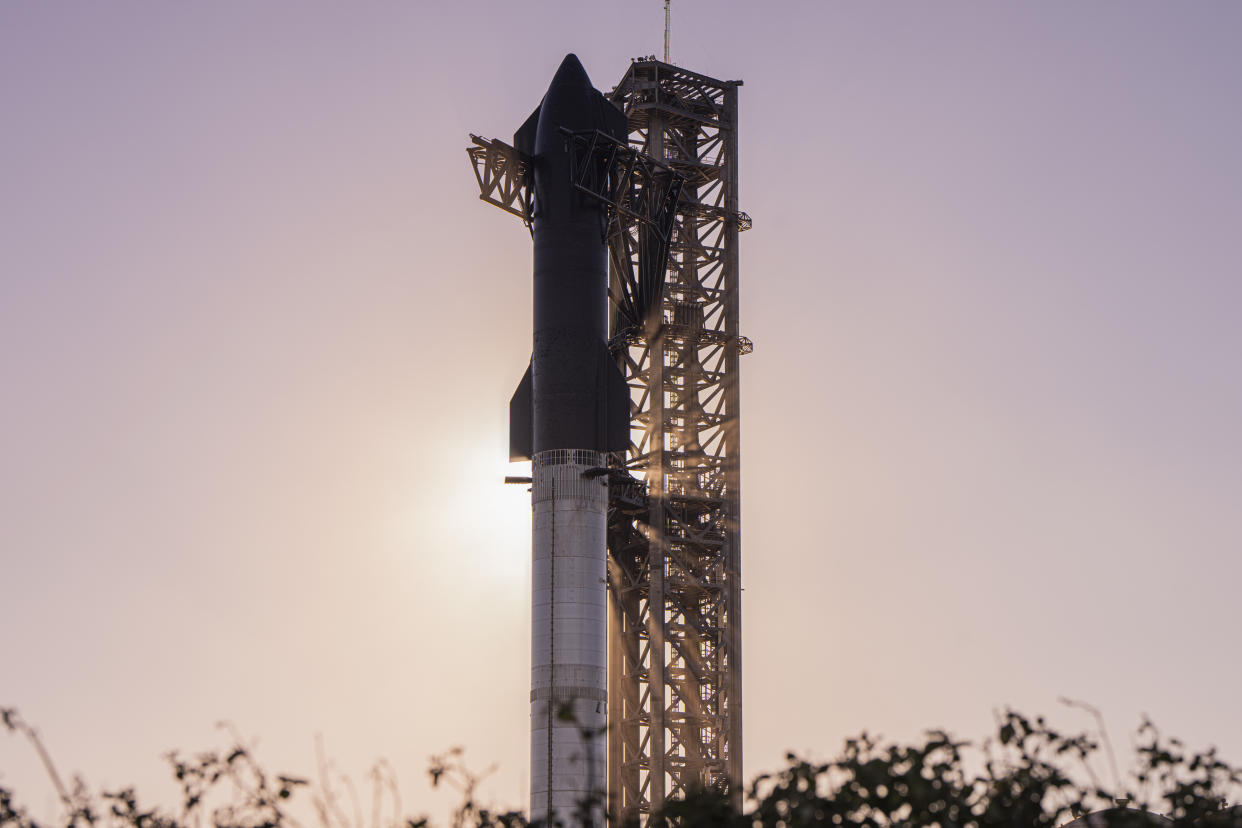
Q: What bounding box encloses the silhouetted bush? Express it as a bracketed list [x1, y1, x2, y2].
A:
[3, 706, 1239, 827]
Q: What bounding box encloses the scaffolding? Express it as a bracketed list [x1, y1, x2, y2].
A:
[605, 59, 749, 824]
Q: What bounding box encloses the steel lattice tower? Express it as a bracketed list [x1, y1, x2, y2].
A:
[605, 59, 750, 824]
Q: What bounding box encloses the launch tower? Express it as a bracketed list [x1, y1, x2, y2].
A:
[604, 58, 748, 824]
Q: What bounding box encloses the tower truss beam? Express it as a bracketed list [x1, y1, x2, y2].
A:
[466, 135, 533, 224]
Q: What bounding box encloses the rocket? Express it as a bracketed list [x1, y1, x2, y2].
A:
[507, 54, 630, 824]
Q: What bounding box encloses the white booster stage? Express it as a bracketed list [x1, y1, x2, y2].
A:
[530, 449, 608, 823]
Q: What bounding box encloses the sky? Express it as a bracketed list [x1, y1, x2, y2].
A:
[2, 0, 1241, 823]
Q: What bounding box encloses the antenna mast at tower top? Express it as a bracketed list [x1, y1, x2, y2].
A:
[664, 0, 670, 62]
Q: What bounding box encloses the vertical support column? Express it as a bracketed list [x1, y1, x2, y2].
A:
[674, 116, 703, 792]
[607, 565, 622, 821]
[720, 82, 744, 807]
[607, 542, 643, 823]
[647, 338, 667, 819]
[644, 109, 668, 818]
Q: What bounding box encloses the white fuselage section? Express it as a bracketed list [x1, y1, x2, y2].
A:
[530, 449, 608, 825]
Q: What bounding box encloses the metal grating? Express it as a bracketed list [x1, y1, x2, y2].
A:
[605, 59, 748, 824]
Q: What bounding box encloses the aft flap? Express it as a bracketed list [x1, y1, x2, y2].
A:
[602, 350, 631, 454]
[598, 92, 629, 143]
[510, 362, 533, 461]
[514, 105, 541, 157]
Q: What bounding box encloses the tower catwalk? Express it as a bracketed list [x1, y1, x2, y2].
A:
[605, 59, 749, 824]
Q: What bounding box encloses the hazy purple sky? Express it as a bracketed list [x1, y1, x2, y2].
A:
[3, 1, 1240, 823]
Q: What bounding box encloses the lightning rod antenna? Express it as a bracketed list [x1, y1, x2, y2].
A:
[664, 0, 670, 62]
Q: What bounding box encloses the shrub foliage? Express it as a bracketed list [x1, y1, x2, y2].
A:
[3, 706, 1238, 827]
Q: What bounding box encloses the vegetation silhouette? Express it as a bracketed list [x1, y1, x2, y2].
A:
[3, 706, 1239, 827]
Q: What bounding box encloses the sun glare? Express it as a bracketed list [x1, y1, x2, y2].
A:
[445, 443, 531, 586]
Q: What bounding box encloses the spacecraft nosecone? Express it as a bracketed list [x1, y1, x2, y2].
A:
[508, 54, 629, 825]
